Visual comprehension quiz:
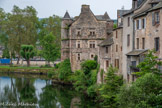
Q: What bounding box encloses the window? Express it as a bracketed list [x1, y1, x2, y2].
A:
[116, 31, 118, 38]
[152, 3, 157, 7]
[77, 41, 80, 48]
[76, 29, 81, 36]
[89, 41, 96, 48]
[116, 44, 118, 52]
[155, 37, 160, 51]
[132, 75, 136, 82]
[137, 38, 139, 49]
[136, 19, 141, 29]
[89, 30, 96, 36]
[90, 54, 94, 59]
[77, 53, 81, 61]
[127, 74, 130, 82]
[115, 59, 119, 69]
[152, 11, 160, 25]
[106, 47, 108, 53]
[158, 65, 162, 73]
[142, 38, 145, 49]
[136, 20, 139, 29]
[106, 60, 109, 69]
[127, 34, 130, 46]
[128, 17, 130, 27]
[142, 18, 146, 29]
[132, 61, 136, 67]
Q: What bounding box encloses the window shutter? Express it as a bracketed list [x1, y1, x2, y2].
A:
[134, 21, 136, 30]
[139, 19, 141, 29]
[144, 18, 146, 28]
[152, 12, 155, 26]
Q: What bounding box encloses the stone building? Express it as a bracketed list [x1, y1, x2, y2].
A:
[97, 10, 128, 83]
[61, 1, 162, 82]
[61, 5, 113, 71]
[123, 0, 162, 82]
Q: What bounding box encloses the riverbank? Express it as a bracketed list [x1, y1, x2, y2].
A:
[0, 65, 55, 75]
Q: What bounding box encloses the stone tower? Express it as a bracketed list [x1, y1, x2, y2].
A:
[61, 11, 73, 61]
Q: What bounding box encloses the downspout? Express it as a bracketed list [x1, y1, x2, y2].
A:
[133, 18, 135, 50]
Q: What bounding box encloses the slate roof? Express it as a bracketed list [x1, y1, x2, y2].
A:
[95, 12, 112, 21]
[63, 11, 71, 19]
[98, 36, 114, 47]
[126, 49, 148, 56]
[133, 1, 162, 18]
[117, 10, 130, 18]
[149, 0, 162, 4]
[148, 1, 162, 12]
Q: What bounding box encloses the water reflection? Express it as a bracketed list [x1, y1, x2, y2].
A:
[0, 74, 98, 108]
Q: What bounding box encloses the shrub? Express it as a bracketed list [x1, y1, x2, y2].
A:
[99, 65, 123, 107]
[81, 60, 97, 75]
[57, 59, 72, 81]
[117, 73, 162, 108]
[47, 70, 55, 78]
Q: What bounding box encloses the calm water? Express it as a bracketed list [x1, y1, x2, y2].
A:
[0, 74, 98, 108]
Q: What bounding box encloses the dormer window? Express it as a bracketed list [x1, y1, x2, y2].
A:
[76, 29, 81, 36]
[152, 3, 157, 7]
[152, 11, 160, 26]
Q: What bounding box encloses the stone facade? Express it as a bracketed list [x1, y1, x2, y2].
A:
[123, 0, 162, 82]
[61, 0, 162, 82]
[61, 5, 113, 72]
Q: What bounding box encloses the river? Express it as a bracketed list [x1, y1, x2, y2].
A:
[0, 73, 99, 108]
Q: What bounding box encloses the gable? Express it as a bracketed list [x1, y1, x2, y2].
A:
[72, 5, 98, 26]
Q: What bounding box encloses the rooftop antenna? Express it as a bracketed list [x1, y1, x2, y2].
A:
[122, 6, 124, 10]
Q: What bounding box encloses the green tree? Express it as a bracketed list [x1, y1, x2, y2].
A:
[136, 50, 162, 76]
[99, 65, 123, 107]
[41, 32, 59, 65]
[57, 59, 72, 81]
[2, 48, 10, 59]
[4, 6, 38, 64]
[20, 45, 35, 67]
[117, 73, 162, 108]
[113, 23, 117, 29]
[38, 15, 61, 58]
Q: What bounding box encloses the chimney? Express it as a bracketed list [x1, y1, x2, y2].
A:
[81, 5, 90, 13]
[132, 0, 137, 9]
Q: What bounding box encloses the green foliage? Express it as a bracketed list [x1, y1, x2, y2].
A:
[57, 59, 72, 81]
[73, 70, 87, 91]
[100, 69, 104, 84]
[81, 60, 97, 75]
[136, 50, 162, 76]
[117, 73, 162, 108]
[41, 32, 59, 64]
[47, 70, 55, 78]
[113, 23, 117, 29]
[2, 49, 10, 59]
[99, 65, 123, 107]
[38, 15, 61, 59]
[5, 6, 38, 59]
[94, 55, 98, 64]
[72, 60, 99, 98]
[20, 45, 35, 67]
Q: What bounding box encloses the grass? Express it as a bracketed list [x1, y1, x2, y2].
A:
[0, 65, 56, 74]
[0, 65, 54, 69]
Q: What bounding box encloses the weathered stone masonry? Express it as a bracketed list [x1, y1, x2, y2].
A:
[61, 5, 113, 72]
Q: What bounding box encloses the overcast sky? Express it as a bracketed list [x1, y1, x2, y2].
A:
[0, 0, 132, 19]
